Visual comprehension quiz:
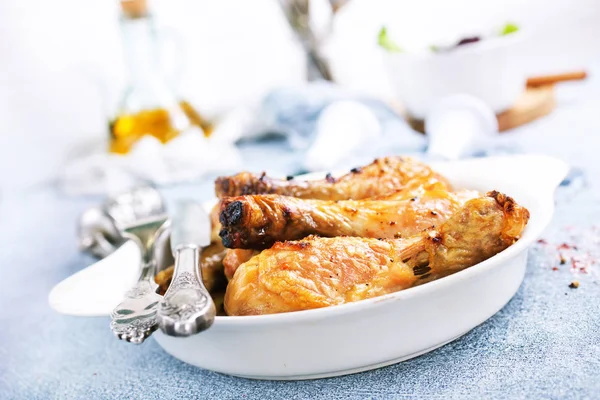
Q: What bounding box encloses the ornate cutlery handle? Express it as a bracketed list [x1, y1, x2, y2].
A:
[110, 260, 161, 344]
[157, 245, 216, 337]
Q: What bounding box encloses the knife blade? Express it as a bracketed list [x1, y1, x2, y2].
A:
[170, 200, 211, 252]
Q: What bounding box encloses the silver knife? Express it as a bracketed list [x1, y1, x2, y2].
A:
[156, 200, 215, 337]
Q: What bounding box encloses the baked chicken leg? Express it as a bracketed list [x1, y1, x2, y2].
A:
[224, 191, 529, 316]
[215, 156, 450, 200]
[219, 185, 476, 249]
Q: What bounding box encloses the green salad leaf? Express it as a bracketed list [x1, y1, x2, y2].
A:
[500, 22, 519, 36]
[377, 26, 403, 52]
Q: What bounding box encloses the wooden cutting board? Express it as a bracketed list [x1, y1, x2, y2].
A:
[405, 85, 556, 133]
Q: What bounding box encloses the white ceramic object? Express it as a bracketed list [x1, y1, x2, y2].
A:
[383, 34, 526, 119]
[154, 154, 568, 380]
[304, 100, 382, 172]
[426, 94, 499, 160]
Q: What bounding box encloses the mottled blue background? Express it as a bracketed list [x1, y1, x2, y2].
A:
[2, 71, 600, 399]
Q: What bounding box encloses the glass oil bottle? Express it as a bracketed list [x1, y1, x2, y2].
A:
[110, 0, 212, 154]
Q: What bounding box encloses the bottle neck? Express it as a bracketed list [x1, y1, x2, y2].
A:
[121, 15, 159, 82]
[116, 12, 192, 133]
[119, 14, 179, 109]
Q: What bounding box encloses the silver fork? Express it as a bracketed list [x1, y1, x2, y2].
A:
[110, 218, 170, 344]
[78, 186, 167, 259]
[77, 186, 169, 343]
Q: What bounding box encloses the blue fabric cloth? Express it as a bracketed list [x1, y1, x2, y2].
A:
[258, 81, 426, 154]
[2, 74, 600, 399]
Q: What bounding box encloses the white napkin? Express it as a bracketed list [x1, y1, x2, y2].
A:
[60, 116, 245, 196]
[304, 100, 382, 171]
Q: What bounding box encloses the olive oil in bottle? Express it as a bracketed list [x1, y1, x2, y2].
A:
[110, 0, 212, 154]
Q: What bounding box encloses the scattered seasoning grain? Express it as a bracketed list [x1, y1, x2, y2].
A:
[571, 258, 579, 271]
[569, 281, 580, 289]
[536, 228, 599, 288]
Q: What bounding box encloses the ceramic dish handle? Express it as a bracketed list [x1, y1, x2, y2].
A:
[519, 155, 570, 195]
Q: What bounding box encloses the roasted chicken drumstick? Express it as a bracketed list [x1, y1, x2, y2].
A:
[224, 191, 529, 316]
[219, 185, 476, 249]
[215, 156, 450, 200]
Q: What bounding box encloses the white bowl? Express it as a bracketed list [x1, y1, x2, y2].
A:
[383, 34, 526, 119]
[153, 154, 568, 380]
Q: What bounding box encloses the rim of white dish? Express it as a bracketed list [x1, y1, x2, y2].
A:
[208, 191, 552, 327]
[383, 30, 524, 60]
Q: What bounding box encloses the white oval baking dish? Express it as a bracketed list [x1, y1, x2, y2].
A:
[153, 154, 568, 380]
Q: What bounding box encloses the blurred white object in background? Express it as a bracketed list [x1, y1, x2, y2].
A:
[304, 100, 381, 171]
[0, 0, 306, 192]
[2, 0, 600, 193]
[383, 33, 526, 119]
[323, 0, 600, 100]
[308, 0, 335, 42]
[60, 124, 242, 195]
[425, 94, 499, 160]
[160, 0, 307, 119]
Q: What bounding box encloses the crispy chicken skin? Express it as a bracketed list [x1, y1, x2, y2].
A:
[224, 191, 529, 316]
[155, 241, 227, 294]
[219, 185, 476, 249]
[214, 157, 450, 200]
[376, 181, 478, 202]
[212, 157, 454, 283]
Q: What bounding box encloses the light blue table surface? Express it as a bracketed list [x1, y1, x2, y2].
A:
[2, 73, 600, 399]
